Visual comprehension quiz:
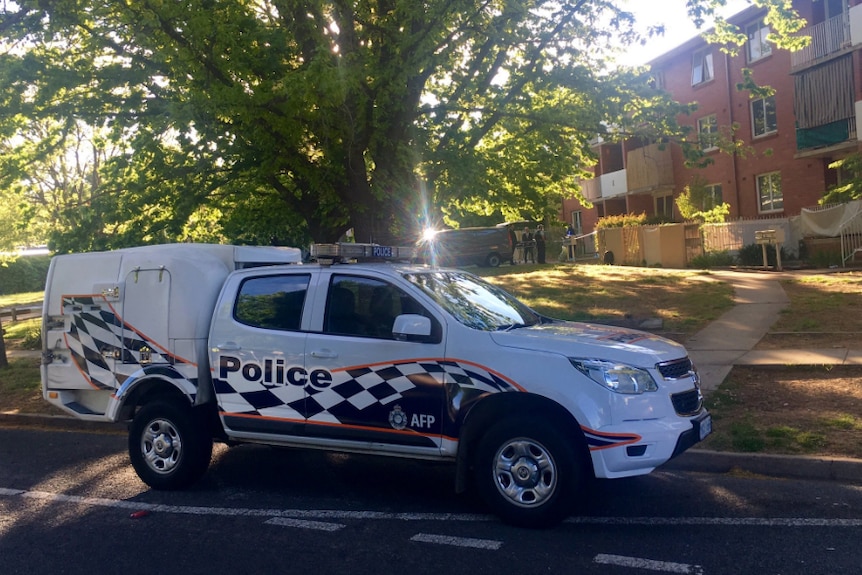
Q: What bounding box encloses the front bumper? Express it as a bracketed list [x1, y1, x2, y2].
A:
[587, 410, 712, 479]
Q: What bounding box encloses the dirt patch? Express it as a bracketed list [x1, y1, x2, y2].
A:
[703, 365, 862, 459]
[756, 332, 862, 350]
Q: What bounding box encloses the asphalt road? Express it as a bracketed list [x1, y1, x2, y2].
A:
[2, 426, 862, 575]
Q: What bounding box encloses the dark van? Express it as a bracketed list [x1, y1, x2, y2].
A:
[417, 226, 513, 267]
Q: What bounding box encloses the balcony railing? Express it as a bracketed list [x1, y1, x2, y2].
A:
[796, 116, 857, 151]
[791, 12, 850, 68]
[626, 144, 674, 194]
[580, 169, 627, 201]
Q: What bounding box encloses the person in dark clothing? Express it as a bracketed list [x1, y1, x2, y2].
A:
[534, 224, 546, 263]
[522, 227, 535, 263]
[508, 225, 518, 264]
[535, 224, 546, 264]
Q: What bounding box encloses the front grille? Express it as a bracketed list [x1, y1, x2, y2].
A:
[657, 358, 693, 380]
[671, 388, 703, 416]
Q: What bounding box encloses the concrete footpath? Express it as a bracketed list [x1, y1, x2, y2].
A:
[669, 269, 862, 483]
[3, 269, 862, 484]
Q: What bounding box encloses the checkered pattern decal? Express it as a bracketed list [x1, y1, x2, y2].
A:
[62, 295, 188, 390]
[214, 358, 520, 430]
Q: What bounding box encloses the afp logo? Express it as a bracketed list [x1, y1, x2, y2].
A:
[388, 405, 436, 431]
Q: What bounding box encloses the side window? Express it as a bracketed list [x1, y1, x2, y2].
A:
[325, 275, 436, 340]
[234, 274, 310, 331]
[752, 96, 777, 137]
[757, 172, 783, 213]
[705, 184, 723, 208]
[691, 48, 713, 86]
[697, 114, 718, 151]
[746, 19, 772, 63]
[656, 194, 674, 219]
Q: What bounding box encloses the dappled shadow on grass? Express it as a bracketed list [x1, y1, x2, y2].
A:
[0, 357, 61, 415]
[480, 264, 733, 333]
[768, 275, 862, 339]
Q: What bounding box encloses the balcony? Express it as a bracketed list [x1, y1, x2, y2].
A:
[626, 143, 675, 194]
[797, 116, 857, 152]
[791, 12, 850, 69]
[580, 169, 627, 201]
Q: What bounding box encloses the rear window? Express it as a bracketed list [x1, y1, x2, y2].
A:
[234, 274, 311, 331]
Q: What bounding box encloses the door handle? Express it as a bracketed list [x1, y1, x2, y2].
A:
[215, 342, 241, 352]
[310, 349, 338, 359]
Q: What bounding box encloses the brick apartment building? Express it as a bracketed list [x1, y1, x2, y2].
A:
[562, 0, 862, 237]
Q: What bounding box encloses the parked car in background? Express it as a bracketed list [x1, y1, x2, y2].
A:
[417, 226, 514, 267]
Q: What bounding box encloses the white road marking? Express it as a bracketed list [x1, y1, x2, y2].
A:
[2, 487, 862, 528]
[411, 533, 503, 550]
[265, 517, 345, 532]
[595, 554, 703, 574]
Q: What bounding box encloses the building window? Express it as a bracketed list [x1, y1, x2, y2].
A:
[757, 172, 783, 213]
[746, 19, 772, 62]
[571, 211, 583, 236]
[656, 194, 674, 218]
[697, 115, 719, 151]
[752, 96, 777, 137]
[704, 184, 723, 208]
[691, 48, 713, 86]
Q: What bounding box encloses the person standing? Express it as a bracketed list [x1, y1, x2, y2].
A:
[508, 225, 519, 264]
[522, 226, 535, 263]
[535, 224, 546, 264]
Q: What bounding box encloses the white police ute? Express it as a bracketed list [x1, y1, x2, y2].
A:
[41, 242, 710, 527]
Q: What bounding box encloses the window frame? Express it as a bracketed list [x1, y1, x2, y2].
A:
[571, 211, 583, 236]
[656, 194, 674, 219]
[751, 95, 778, 138]
[697, 114, 719, 151]
[746, 19, 772, 63]
[691, 48, 714, 86]
[704, 183, 723, 209]
[757, 172, 783, 214]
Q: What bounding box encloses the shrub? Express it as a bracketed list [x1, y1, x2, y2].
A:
[595, 213, 647, 230]
[689, 250, 735, 269]
[737, 243, 787, 267]
[0, 256, 51, 295]
[806, 249, 842, 269]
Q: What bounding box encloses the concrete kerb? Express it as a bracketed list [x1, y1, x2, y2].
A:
[3, 269, 862, 485]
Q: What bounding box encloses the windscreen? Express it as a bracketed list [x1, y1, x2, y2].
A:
[403, 270, 540, 331]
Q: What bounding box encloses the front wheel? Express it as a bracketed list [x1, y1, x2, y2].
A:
[474, 417, 583, 528]
[129, 400, 213, 490]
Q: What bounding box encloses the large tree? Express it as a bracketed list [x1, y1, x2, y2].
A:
[0, 0, 804, 249]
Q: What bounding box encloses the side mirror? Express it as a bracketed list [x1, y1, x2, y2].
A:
[392, 314, 433, 342]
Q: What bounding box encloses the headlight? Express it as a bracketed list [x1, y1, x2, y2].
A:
[569, 359, 658, 394]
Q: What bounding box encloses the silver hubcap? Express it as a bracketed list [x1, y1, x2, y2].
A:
[493, 438, 557, 508]
[142, 418, 182, 475]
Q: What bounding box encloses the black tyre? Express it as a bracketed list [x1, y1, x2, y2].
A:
[485, 253, 502, 267]
[474, 417, 583, 528]
[129, 400, 213, 490]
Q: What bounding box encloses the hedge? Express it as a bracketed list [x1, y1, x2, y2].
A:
[0, 255, 52, 295]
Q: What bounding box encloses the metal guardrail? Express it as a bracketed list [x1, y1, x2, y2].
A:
[0, 305, 41, 323]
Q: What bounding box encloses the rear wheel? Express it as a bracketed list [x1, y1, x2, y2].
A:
[129, 400, 213, 490]
[474, 417, 583, 527]
[485, 253, 502, 267]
